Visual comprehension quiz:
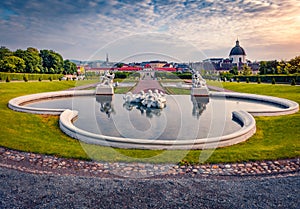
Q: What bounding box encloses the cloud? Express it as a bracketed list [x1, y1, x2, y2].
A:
[0, 0, 299, 61]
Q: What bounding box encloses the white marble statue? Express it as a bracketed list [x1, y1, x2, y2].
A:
[192, 70, 206, 88]
[123, 89, 166, 109]
[100, 70, 115, 87]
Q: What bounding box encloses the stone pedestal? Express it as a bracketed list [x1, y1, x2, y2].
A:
[96, 85, 114, 95]
[191, 87, 209, 97]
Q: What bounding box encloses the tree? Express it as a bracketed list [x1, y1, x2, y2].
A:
[40, 49, 64, 74]
[287, 56, 300, 74]
[0, 46, 12, 60]
[229, 66, 238, 75]
[259, 60, 278, 74]
[241, 64, 252, 75]
[0, 55, 26, 72]
[63, 60, 77, 75]
[259, 61, 267, 75]
[14, 48, 42, 73]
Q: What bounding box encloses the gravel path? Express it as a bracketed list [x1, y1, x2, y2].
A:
[0, 167, 299, 209]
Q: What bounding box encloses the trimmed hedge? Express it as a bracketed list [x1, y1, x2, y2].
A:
[114, 71, 131, 79]
[234, 75, 299, 84]
[0, 72, 63, 81]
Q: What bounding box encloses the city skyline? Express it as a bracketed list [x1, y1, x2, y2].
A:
[1, 0, 299, 62]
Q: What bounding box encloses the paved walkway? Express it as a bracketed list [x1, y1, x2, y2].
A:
[1, 166, 299, 209]
[132, 71, 165, 94]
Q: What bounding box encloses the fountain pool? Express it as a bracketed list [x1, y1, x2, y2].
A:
[8, 90, 298, 150]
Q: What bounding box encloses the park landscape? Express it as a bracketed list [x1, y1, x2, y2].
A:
[1, 0, 300, 207]
[0, 69, 299, 164]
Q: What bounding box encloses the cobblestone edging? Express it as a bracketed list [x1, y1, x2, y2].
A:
[0, 147, 299, 178]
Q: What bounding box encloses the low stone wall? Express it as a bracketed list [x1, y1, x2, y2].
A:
[8, 90, 94, 115]
[59, 108, 256, 150]
[210, 92, 299, 116]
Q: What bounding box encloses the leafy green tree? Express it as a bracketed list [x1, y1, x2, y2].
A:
[40, 49, 64, 74]
[0, 55, 26, 72]
[0, 46, 12, 60]
[259, 61, 267, 75]
[14, 48, 42, 73]
[259, 60, 278, 74]
[229, 66, 238, 75]
[241, 64, 252, 75]
[287, 56, 300, 74]
[63, 60, 77, 75]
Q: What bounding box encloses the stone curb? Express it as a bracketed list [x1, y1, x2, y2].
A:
[0, 147, 299, 178]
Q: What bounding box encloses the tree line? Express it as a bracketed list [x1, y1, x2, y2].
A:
[259, 56, 300, 75]
[0, 46, 77, 75]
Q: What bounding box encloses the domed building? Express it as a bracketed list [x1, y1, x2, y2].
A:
[229, 39, 246, 68]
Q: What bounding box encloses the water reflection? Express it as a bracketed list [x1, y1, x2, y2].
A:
[191, 96, 209, 119]
[123, 101, 162, 118]
[96, 95, 115, 118]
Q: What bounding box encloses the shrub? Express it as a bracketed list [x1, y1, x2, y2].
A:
[291, 79, 296, 86]
[272, 78, 276, 85]
[23, 75, 28, 82]
[6, 76, 10, 82]
[114, 72, 131, 79]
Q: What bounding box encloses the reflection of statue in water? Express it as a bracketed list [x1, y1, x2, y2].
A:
[192, 69, 206, 88]
[100, 101, 114, 118]
[100, 70, 115, 87]
[123, 102, 162, 118]
[191, 96, 209, 119]
[96, 95, 114, 118]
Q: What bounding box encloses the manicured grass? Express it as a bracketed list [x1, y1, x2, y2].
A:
[0, 81, 90, 159]
[164, 87, 190, 95]
[193, 82, 299, 164]
[0, 81, 299, 164]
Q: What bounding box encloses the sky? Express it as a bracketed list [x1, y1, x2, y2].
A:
[1, 0, 300, 62]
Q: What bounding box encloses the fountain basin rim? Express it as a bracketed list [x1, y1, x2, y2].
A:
[59, 109, 255, 148]
[7, 89, 298, 149]
[210, 92, 299, 116]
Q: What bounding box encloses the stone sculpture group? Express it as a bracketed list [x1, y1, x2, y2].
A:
[123, 89, 166, 109]
[192, 69, 206, 88]
[100, 70, 115, 87]
[96, 70, 115, 95]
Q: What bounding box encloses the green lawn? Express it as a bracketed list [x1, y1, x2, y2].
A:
[0, 81, 299, 164]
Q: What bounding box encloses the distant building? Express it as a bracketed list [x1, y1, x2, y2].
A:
[229, 39, 246, 68]
[200, 39, 259, 73]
